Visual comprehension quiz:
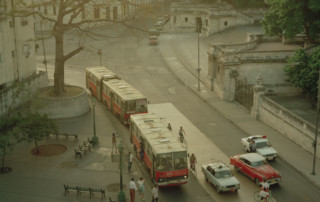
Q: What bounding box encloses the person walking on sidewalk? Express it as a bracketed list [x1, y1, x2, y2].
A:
[137, 177, 145, 201]
[151, 184, 159, 202]
[167, 123, 172, 131]
[179, 126, 186, 143]
[128, 152, 133, 173]
[129, 178, 138, 202]
[112, 133, 117, 153]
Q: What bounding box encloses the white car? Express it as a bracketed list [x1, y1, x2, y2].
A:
[202, 162, 240, 193]
[241, 135, 278, 160]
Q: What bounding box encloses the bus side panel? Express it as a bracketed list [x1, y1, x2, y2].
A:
[102, 93, 111, 110]
[113, 102, 121, 117]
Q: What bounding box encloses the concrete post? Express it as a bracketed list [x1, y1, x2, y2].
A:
[251, 75, 265, 119]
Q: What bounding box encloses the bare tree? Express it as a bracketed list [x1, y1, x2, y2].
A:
[11, 0, 149, 96]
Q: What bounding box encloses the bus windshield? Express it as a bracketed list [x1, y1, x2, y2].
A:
[137, 99, 147, 113]
[127, 100, 136, 111]
[173, 152, 187, 170]
[156, 153, 173, 171]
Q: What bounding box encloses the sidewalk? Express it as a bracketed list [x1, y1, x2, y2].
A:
[158, 31, 320, 189]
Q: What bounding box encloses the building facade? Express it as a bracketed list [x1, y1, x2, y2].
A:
[0, 0, 48, 116]
[169, 1, 254, 36]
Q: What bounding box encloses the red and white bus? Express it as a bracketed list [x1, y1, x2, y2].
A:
[86, 66, 118, 100]
[102, 79, 148, 124]
[130, 113, 188, 187]
[86, 66, 148, 124]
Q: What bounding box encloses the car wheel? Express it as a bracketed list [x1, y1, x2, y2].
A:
[255, 178, 261, 186]
[234, 166, 239, 172]
[217, 186, 221, 193]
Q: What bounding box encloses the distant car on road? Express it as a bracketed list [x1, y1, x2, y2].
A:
[201, 162, 240, 193]
[230, 153, 281, 186]
[148, 36, 158, 45]
[241, 135, 278, 160]
[148, 28, 159, 37]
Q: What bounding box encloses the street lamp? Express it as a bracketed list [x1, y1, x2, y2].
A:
[91, 97, 99, 145]
[197, 20, 202, 91]
[118, 142, 126, 202]
[97, 49, 102, 66]
[312, 68, 320, 175]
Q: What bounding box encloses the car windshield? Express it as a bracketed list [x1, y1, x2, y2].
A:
[215, 170, 232, 178]
[251, 160, 267, 167]
[255, 141, 270, 149]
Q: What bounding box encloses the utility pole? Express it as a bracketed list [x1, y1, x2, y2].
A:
[312, 69, 320, 175]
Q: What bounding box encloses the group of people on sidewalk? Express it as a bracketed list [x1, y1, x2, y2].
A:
[129, 177, 159, 202]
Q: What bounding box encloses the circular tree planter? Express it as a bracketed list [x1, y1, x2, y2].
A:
[33, 85, 90, 119]
[31, 144, 67, 157]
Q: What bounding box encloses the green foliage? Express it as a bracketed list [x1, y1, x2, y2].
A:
[19, 112, 57, 152]
[285, 47, 320, 101]
[262, 0, 320, 43]
[0, 114, 22, 160]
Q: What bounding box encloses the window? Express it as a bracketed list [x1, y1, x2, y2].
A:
[53, 6, 56, 15]
[44, 6, 48, 15]
[113, 7, 118, 20]
[94, 7, 100, 19]
[106, 7, 110, 20]
[156, 153, 173, 171]
[224, 21, 228, 26]
[20, 17, 28, 26]
[23, 44, 30, 57]
[173, 152, 187, 170]
[185, 17, 188, 22]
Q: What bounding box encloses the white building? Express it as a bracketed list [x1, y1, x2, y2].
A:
[0, 0, 48, 116]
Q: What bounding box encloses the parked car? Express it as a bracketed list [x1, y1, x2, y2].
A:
[148, 28, 160, 37]
[202, 162, 240, 193]
[230, 153, 281, 186]
[241, 135, 278, 160]
[148, 36, 158, 45]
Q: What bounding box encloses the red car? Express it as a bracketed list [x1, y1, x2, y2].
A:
[230, 153, 281, 186]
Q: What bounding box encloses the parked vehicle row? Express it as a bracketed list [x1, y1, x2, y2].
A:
[148, 15, 170, 46]
[202, 136, 281, 195]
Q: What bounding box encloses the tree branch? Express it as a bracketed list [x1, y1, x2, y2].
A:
[63, 46, 84, 61]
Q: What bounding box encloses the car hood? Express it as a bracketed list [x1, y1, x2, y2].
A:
[217, 177, 240, 186]
[256, 147, 277, 156]
[254, 165, 280, 178]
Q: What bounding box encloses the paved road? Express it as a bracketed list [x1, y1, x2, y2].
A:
[34, 17, 320, 202]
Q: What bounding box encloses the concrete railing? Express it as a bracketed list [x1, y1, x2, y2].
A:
[258, 96, 320, 158]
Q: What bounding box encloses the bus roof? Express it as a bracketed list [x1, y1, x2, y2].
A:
[86, 66, 116, 81]
[131, 113, 186, 155]
[103, 79, 146, 101]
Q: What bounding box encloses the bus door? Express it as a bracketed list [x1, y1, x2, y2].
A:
[121, 101, 125, 122]
[110, 92, 114, 113]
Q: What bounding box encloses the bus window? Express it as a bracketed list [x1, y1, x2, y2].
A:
[156, 153, 173, 171]
[127, 100, 136, 111]
[173, 152, 187, 170]
[136, 99, 147, 113]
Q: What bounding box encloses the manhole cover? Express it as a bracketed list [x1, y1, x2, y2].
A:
[60, 161, 78, 168]
[106, 183, 126, 192]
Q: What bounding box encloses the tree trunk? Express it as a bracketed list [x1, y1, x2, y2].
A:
[54, 32, 65, 96]
[34, 138, 39, 154]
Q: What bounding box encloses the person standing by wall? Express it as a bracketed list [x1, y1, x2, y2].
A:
[151, 184, 159, 202]
[179, 126, 186, 143]
[112, 133, 117, 153]
[128, 151, 133, 173]
[129, 178, 137, 202]
[137, 177, 145, 201]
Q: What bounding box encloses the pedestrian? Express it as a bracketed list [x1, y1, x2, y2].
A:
[112, 133, 117, 153]
[128, 151, 133, 173]
[129, 178, 138, 202]
[137, 177, 145, 201]
[179, 126, 186, 143]
[167, 123, 172, 131]
[151, 184, 159, 202]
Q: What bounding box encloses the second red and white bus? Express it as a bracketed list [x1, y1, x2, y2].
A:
[86, 66, 148, 124]
[130, 113, 188, 186]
